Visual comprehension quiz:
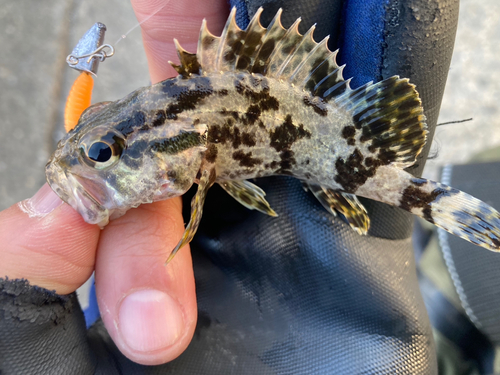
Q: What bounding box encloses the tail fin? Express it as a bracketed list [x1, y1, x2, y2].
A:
[356, 167, 500, 251]
[403, 176, 500, 251]
[407, 179, 500, 250]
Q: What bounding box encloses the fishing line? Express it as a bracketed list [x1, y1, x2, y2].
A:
[426, 118, 472, 160]
[437, 118, 473, 127]
[114, 0, 171, 46]
[427, 144, 440, 160]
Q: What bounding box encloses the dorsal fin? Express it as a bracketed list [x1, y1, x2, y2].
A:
[196, 19, 220, 73]
[214, 7, 242, 71]
[265, 16, 303, 76]
[335, 76, 428, 167]
[172, 8, 427, 166]
[215, 7, 268, 72]
[169, 39, 201, 77]
[248, 9, 287, 75]
[172, 7, 346, 98]
[275, 24, 316, 78]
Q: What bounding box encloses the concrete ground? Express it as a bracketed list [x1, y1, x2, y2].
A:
[424, 0, 500, 180]
[0, 1, 499, 304]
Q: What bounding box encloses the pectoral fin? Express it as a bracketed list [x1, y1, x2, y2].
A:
[166, 168, 216, 264]
[306, 183, 370, 235]
[219, 180, 277, 217]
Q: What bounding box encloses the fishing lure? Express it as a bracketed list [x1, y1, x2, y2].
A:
[46, 8, 500, 262]
[64, 22, 114, 132]
[65, 72, 94, 132]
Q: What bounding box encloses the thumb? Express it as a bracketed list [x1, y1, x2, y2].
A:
[0, 183, 100, 294]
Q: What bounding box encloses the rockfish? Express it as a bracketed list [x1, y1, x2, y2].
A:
[46, 8, 500, 261]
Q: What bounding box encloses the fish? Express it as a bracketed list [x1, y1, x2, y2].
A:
[45, 8, 500, 262]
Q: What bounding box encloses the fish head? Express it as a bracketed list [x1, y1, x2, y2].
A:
[46, 93, 206, 227]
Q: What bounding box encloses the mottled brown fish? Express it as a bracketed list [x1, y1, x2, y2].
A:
[46, 8, 500, 262]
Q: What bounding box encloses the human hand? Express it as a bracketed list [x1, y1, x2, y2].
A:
[0, 0, 233, 367]
[0, 183, 195, 365]
[0, 1, 230, 365]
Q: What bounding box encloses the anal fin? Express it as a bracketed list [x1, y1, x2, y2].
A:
[219, 180, 277, 217]
[306, 183, 370, 235]
[166, 168, 216, 264]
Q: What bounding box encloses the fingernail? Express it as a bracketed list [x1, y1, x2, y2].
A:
[119, 289, 184, 352]
[19, 184, 63, 217]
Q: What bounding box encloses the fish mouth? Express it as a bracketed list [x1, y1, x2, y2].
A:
[45, 162, 110, 227]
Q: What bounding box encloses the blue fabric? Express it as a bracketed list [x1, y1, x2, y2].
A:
[229, 0, 250, 28]
[84, 277, 100, 328]
[338, 0, 388, 88]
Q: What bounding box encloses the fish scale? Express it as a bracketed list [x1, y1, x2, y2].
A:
[45, 7, 500, 262]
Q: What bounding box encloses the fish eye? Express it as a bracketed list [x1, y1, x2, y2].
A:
[80, 132, 125, 170]
[88, 142, 112, 162]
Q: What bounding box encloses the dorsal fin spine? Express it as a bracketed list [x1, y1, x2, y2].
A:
[269, 8, 284, 29]
[332, 78, 352, 102]
[196, 19, 220, 74]
[290, 35, 329, 85]
[334, 80, 372, 107]
[277, 24, 317, 79]
[234, 7, 265, 71]
[322, 78, 348, 99]
[250, 9, 286, 75]
[313, 65, 344, 93]
[173, 38, 184, 57]
[214, 7, 239, 71]
[276, 24, 314, 77]
[303, 51, 341, 94]
[265, 17, 302, 77]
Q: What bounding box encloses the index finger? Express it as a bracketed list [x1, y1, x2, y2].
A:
[93, 0, 229, 366]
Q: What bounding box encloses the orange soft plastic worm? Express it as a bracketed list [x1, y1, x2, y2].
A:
[64, 72, 94, 132]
